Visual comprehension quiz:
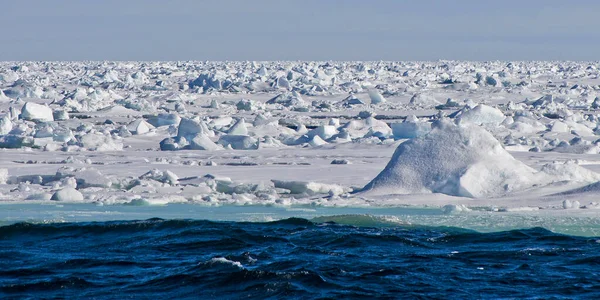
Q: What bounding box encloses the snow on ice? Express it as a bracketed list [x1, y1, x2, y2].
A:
[1, 61, 600, 212]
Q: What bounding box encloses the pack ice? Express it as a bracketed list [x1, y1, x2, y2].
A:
[0, 61, 600, 210]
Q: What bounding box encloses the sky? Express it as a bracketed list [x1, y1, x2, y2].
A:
[1, 0, 599, 61]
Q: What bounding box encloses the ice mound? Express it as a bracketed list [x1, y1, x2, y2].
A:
[361, 120, 537, 198]
[456, 104, 506, 126]
[51, 188, 84, 201]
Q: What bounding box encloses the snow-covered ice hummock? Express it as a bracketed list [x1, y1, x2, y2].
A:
[361, 119, 599, 198]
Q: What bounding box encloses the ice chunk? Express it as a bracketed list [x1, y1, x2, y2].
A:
[146, 113, 181, 127]
[0, 89, 10, 101]
[127, 119, 155, 135]
[368, 90, 386, 104]
[456, 104, 506, 126]
[272, 180, 349, 196]
[550, 121, 569, 133]
[308, 135, 328, 147]
[139, 169, 179, 185]
[189, 134, 222, 151]
[79, 133, 123, 151]
[337, 95, 365, 107]
[307, 125, 337, 140]
[540, 161, 600, 182]
[20, 102, 54, 122]
[51, 188, 84, 201]
[228, 118, 248, 135]
[391, 118, 431, 139]
[237, 99, 264, 111]
[562, 199, 581, 209]
[178, 118, 213, 139]
[0, 115, 12, 135]
[266, 92, 305, 107]
[56, 167, 112, 188]
[253, 113, 275, 126]
[409, 93, 440, 106]
[442, 204, 472, 214]
[53, 110, 69, 121]
[0, 169, 7, 184]
[218, 135, 258, 150]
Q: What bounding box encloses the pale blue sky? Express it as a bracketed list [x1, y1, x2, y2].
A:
[1, 0, 598, 61]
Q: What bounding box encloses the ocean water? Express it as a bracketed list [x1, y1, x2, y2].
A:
[1, 216, 600, 299]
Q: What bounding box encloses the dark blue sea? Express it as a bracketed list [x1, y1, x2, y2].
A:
[1, 216, 600, 299]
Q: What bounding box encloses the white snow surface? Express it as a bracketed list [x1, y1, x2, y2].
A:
[2, 60, 600, 214]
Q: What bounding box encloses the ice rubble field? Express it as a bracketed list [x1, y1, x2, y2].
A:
[4, 60, 600, 226]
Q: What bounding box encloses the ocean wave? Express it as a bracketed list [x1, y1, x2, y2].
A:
[1, 217, 599, 298]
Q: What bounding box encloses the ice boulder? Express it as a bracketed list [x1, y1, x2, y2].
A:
[0, 168, 7, 184]
[237, 99, 264, 111]
[391, 116, 431, 139]
[307, 125, 337, 140]
[79, 133, 123, 151]
[550, 121, 570, 133]
[139, 169, 179, 185]
[53, 110, 69, 121]
[266, 92, 306, 107]
[361, 120, 537, 198]
[272, 180, 349, 196]
[127, 119, 155, 135]
[253, 113, 276, 126]
[20, 102, 54, 122]
[338, 95, 365, 107]
[409, 93, 440, 106]
[189, 134, 222, 151]
[308, 135, 328, 147]
[228, 118, 248, 135]
[0, 90, 10, 101]
[562, 199, 581, 209]
[456, 104, 505, 126]
[218, 135, 258, 150]
[539, 161, 600, 183]
[55, 167, 112, 189]
[177, 118, 213, 139]
[146, 113, 181, 127]
[0, 115, 12, 135]
[51, 188, 84, 201]
[341, 118, 392, 139]
[368, 90, 386, 104]
[442, 204, 472, 214]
